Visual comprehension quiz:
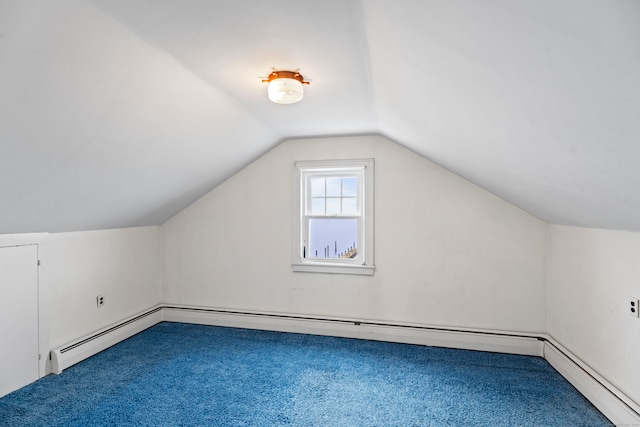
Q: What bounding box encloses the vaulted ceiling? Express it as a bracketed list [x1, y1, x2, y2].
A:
[1, 0, 639, 234]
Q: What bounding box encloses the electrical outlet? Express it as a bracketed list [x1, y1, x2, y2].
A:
[96, 295, 104, 308]
[630, 298, 639, 318]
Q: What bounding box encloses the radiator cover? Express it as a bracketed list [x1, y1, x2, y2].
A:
[50, 307, 163, 374]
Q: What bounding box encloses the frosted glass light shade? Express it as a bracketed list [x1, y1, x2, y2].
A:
[268, 78, 304, 104]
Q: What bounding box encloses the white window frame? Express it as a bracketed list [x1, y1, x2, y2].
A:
[292, 159, 374, 275]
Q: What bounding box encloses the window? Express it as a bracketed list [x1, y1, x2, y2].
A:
[292, 159, 374, 275]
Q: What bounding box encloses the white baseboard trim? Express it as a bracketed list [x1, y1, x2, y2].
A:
[162, 305, 543, 357]
[49, 307, 163, 374]
[543, 338, 640, 426]
[46, 304, 640, 426]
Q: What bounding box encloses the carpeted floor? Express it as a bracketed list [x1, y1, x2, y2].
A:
[0, 322, 612, 426]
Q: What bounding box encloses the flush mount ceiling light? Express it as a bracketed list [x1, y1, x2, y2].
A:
[262, 70, 309, 104]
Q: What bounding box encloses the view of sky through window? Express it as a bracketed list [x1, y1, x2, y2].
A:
[309, 176, 357, 216]
[309, 218, 357, 259]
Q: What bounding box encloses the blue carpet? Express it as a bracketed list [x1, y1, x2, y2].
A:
[0, 322, 612, 426]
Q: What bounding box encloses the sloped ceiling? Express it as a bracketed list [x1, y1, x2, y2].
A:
[1, 0, 639, 234]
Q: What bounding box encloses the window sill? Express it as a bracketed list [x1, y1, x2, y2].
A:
[292, 262, 375, 276]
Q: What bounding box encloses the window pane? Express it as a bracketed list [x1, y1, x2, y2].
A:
[342, 197, 357, 215]
[326, 198, 340, 216]
[342, 177, 357, 197]
[308, 218, 357, 259]
[310, 177, 325, 197]
[326, 177, 341, 197]
[310, 198, 325, 215]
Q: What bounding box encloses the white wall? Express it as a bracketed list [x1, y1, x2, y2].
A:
[548, 224, 640, 406]
[162, 135, 547, 333]
[42, 226, 161, 348]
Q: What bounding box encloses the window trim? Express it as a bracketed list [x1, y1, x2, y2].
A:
[292, 159, 374, 275]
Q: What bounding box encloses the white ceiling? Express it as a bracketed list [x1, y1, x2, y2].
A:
[1, 0, 639, 234]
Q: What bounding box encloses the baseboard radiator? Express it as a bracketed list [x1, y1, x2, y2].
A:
[47, 305, 640, 425]
[50, 307, 163, 374]
[543, 339, 640, 425]
[162, 305, 544, 356]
